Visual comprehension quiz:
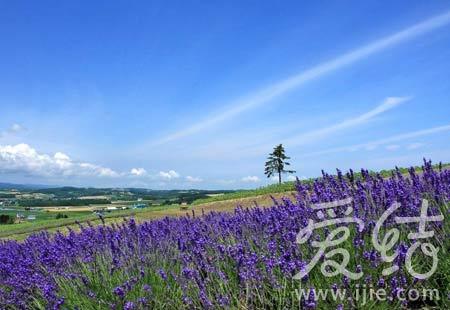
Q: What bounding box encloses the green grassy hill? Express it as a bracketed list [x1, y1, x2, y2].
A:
[192, 162, 449, 205]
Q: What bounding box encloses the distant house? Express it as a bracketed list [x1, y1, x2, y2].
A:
[27, 215, 36, 220]
[106, 206, 118, 211]
[179, 202, 188, 210]
[132, 204, 147, 209]
[93, 211, 104, 217]
[16, 213, 25, 223]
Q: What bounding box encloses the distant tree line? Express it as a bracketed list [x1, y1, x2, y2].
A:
[19, 199, 111, 207]
[34, 187, 111, 198]
[0, 193, 15, 199]
[164, 193, 213, 205]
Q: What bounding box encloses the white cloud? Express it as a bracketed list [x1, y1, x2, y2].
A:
[241, 176, 260, 183]
[154, 11, 450, 144]
[407, 142, 424, 150]
[0, 123, 24, 137]
[9, 123, 23, 133]
[186, 176, 203, 182]
[159, 170, 180, 180]
[0, 143, 119, 178]
[385, 144, 400, 151]
[78, 162, 118, 177]
[130, 167, 147, 176]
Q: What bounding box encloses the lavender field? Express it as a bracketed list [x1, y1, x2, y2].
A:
[0, 161, 448, 309]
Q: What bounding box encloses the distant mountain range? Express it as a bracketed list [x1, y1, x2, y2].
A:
[0, 182, 59, 190]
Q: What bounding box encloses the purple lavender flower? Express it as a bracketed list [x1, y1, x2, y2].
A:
[143, 284, 151, 292]
[113, 286, 125, 299]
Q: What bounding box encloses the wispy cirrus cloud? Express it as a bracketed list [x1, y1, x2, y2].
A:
[188, 96, 410, 160]
[385, 144, 400, 151]
[154, 11, 450, 144]
[302, 124, 450, 157]
[281, 96, 410, 146]
[407, 142, 424, 150]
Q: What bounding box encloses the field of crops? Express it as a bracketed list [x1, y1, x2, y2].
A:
[0, 160, 448, 309]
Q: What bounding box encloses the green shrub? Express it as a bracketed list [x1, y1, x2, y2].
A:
[0, 214, 14, 224]
[55, 213, 69, 219]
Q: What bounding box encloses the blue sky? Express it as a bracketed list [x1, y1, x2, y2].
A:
[1, 1, 450, 189]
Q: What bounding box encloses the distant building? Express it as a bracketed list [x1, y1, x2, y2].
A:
[132, 204, 147, 209]
[93, 211, 104, 217]
[16, 213, 25, 222]
[180, 202, 189, 210]
[27, 215, 36, 220]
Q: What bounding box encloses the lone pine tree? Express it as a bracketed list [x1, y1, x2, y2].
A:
[264, 144, 295, 184]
